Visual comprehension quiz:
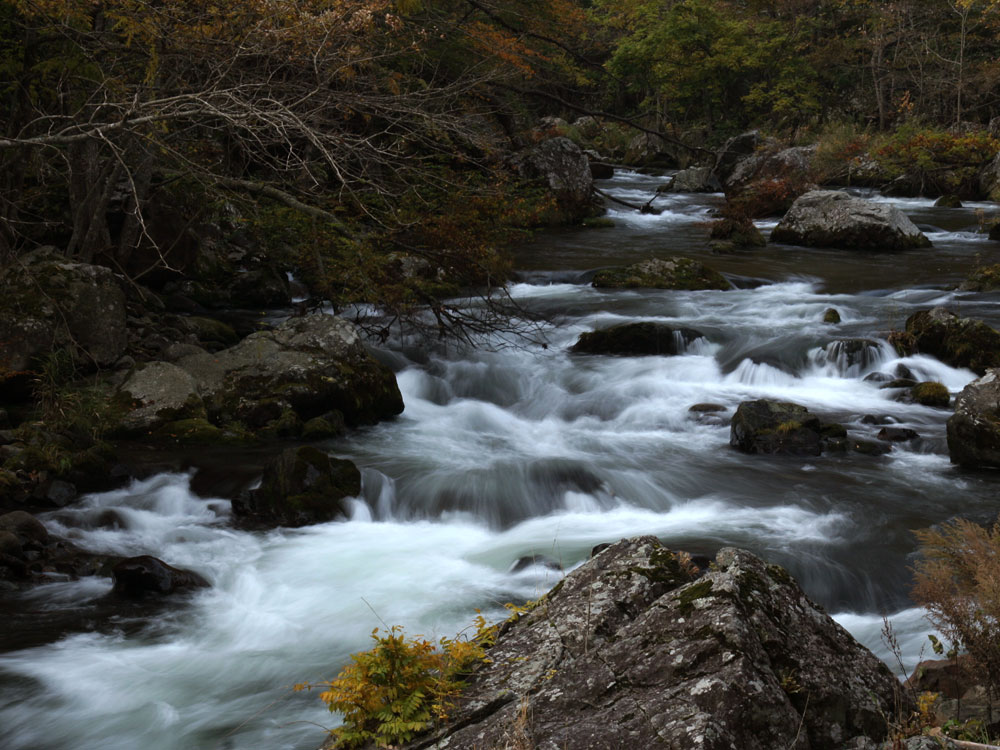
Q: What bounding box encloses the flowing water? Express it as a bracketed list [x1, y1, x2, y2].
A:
[2, 173, 1000, 749]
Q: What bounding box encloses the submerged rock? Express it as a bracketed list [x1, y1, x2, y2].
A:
[233, 446, 361, 527]
[770, 190, 931, 250]
[958, 263, 1000, 291]
[570, 322, 703, 356]
[374, 537, 905, 750]
[947, 369, 1000, 468]
[896, 307, 1000, 375]
[592, 257, 730, 291]
[110, 555, 209, 598]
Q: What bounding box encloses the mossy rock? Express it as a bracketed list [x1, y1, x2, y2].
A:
[582, 216, 615, 229]
[958, 264, 1000, 292]
[911, 381, 950, 408]
[902, 307, 1000, 375]
[708, 217, 765, 250]
[730, 400, 823, 456]
[259, 408, 303, 439]
[592, 257, 730, 291]
[302, 414, 345, 440]
[183, 316, 240, 347]
[233, 446, 361, 527]
[154, 418, 255, 446]
[822, 308, 841, 324]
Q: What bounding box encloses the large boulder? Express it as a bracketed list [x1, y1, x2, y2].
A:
[233, 446, 361, 527]
[770, 190, 931, 250]
[896, 307, 1000, 375]
[727, 145, 817, 191]
[0, 246, 127, 374]
[110, 555, 209, 598]
[571, 322, 704, 356]
[510, 137, 594, 222]
[592, 257, 730, 291]
[947, 369, 1000, 468]
[378, 537, 904, 750]
[713, 130, 774, 186]
[172, 314, 403, 427]
[624, 132, 678, 168]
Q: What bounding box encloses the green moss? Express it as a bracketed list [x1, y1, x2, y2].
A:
[776, 420, 802, 434]
[767, 563, 793, 586]
[674, 579, 714, 615]
[583, 216, 615, 229]
[820, 422, 847, 438]
[822, 308, 841, 324]
[911, 381, 950, 408]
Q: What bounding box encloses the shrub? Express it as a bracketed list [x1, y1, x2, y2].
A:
[911, 516, 1000, 723]
[876, 126, 999, 196]
[305, 616, 496, 748]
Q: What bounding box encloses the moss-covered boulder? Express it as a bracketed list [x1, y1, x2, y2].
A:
[947, 369, 1000, 468]
[592, 257, 730, 291]
[570, 322, 704, 356]
[911, 381, 950, 408]
[233, 446, 361, 527]
[822, 308, 841, 324]
[0, 246, 127, 377]
[730, 400, 824, 456]
[934, 195, 963, 208]
[897, 307, 1000, 375]
[707, 217, 766, 253]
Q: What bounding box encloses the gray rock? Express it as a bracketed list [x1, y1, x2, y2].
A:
[980, 152, 1000, 201]
[770, 191, 931, 250]
[714, 130, 773, 185]
[666, 166, 722, 193]
[174, 314, 403, 427]
[510, 137, 593, 221]
[383, 538, 904, 750]
[119, 361, 203, 434]
[624, 132, 677, 168]
[0, 247, 127, 372]
[947, 369, 1000, 468]
[727, 145, 816, 191]
[0, 511, 49, 543]
[111, 555, 209, 598]
[730, 399, 823, 456]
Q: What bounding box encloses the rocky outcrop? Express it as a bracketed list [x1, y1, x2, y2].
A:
[0, 246, 127, 376]
[110, 555, 209, 598]
[770, 191, 931, 250]
[115, 314, 403, 439]
[233, 446, 361, 527]
[377, 537, 905, 750]
[511, 137, 594, 222]
[947, 369, 1000, 468]
[665, 166, 722, 193]
[895, 307, 1000, 375]
[571, 322, 704, 356]
[592, 257, 730, 291]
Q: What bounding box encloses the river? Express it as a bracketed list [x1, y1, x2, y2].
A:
[1, 173, 999, 749]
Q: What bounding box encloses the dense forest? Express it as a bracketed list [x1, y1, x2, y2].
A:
[2, 0, 999, 307]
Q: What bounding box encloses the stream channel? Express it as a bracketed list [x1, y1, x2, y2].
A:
[2, 172, 1000, 749]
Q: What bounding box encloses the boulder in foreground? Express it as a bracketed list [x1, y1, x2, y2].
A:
[368, 537, 905, 749]
[770, 190, 931, 250]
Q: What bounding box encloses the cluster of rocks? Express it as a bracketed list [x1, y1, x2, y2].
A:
[355, 537, 908, 750]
